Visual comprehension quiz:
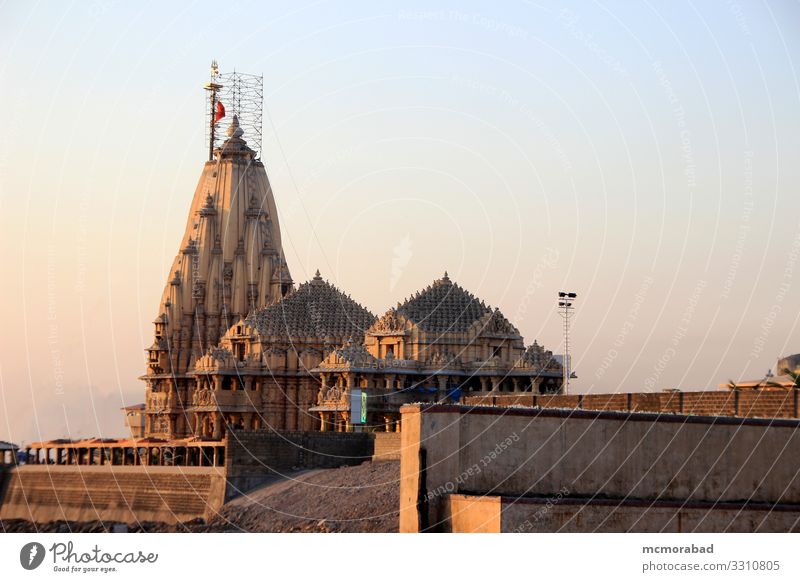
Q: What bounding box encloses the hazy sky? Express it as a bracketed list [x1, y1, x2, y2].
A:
[1, 1, 799, 444]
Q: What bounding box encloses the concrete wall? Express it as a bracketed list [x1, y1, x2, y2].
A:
[225, 429, 375, 497]
[0, 465, 226, 525]
[400, 404, 800, 533]
[446, 494, 800, 533]
[466, 388, 800, 419]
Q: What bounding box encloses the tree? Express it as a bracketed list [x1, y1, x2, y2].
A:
[766, 368, 800, 389]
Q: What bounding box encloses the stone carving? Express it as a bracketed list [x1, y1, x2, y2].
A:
[372, 310, 405, 334]
[192, 280, 206, 300]
[193, 388, 215, 407]
[482, 309, 519, 336]
[324, 386, 343, 402]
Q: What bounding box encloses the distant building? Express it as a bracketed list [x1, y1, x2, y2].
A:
[121, 404, 146, 439]
[0, 441, 19, 465]
[720, 353, 800, 390]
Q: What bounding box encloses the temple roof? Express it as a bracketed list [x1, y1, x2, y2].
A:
[393, 272, 509, 334]
[245, 270, 376, 340]
[327, 338, 377, 366]
[521, 340, 561, 370]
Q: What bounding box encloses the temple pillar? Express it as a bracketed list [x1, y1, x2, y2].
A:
[285, 383, 298, 431]
[214, 376, 223, 391]
[479, 377, 489, 392]
[437, 375, 448, 400]
[213, 412, 224, 439]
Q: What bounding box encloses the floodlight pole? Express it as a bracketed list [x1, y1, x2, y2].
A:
[558, 291, 577, 395]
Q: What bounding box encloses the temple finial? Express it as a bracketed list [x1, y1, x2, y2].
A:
[227, 115, 243, 138]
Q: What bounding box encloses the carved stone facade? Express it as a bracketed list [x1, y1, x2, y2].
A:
[311, 273, 563, 432]
[140, 122, 562, 439]
[183, 271, 375, 438]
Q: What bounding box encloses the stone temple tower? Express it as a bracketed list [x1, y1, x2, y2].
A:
[141, 115, 293, 438]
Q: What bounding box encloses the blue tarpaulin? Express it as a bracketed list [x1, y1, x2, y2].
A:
[403, 385, 462, 402]
[447, 388, 462, 402]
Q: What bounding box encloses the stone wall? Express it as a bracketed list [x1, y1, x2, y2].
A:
[0, 465, 226, 525]
[400, 404, 800, 533]
[373, 432, 402, 461]
[0, 430, 382, 525]
[224, 429, 375, 497]
[465, 388, 800, 419]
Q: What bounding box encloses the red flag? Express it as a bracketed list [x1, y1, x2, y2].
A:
[215, 101, 226, 122]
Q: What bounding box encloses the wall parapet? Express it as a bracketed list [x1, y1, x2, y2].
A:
[464, 388, 800, 420]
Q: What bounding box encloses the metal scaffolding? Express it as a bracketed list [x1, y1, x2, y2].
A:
[205, 63, 264, 159]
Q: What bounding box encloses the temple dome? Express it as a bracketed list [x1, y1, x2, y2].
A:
[393, 272, 505, 334]
[245, 272, 376, 340]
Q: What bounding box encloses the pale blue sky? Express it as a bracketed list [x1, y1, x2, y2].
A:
[1, 1, 799, 443]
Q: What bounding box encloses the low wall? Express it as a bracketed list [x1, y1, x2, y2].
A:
[373, 432, 402, 461]
[0, 465, 226, 525]
[446, 494, 800, 533]
[0, 430, 382, 524]
[465, 388, 799, 419]
[400, 404, 800, 533]
[225, 429, 375, 498]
